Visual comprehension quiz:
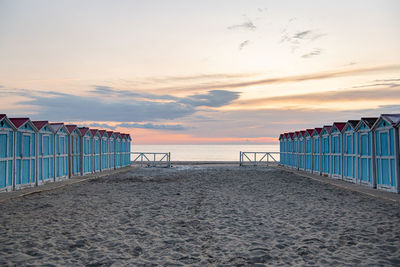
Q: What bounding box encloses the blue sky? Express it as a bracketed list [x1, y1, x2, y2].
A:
[0, 0, 399, 144]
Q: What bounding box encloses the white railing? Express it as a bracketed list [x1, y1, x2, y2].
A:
[131, 152, 171, 168]
[239, 151, 280, 167]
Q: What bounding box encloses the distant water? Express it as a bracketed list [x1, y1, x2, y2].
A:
[132, 144, 279, 161]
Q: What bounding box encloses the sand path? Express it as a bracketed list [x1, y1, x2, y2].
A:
[1, 166, 399, 266]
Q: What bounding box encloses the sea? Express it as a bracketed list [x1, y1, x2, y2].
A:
[132, 144, 280, 162]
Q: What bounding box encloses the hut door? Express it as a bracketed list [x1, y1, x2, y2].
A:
[42, 135, 50, 180]
[359, 133, 369, 183]
[322, 137, 329, 173]
[344, 134, 353, 178]
[0, 133, 7, 188]
[377, 131, 392, 187]
[71, 136, 78, 175]
[22, 134, 31, 184]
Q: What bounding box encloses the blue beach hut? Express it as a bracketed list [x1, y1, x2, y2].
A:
[304, 129, 314, 172]
[90, 129, 101, 173]
[312, 128, 322, 175]
[321, 125, 332, 176]
[9, 118, 38, 189]
[372, 114, 400, 193]
[293, 131, 300, 170]
[354, 118, 377, 187]
[121, 134, 128, 166]
[79, 127, 93, 175]
[126, 134, 131, 166]
[107, 131, 116, 169]
[329, 122, 346, 179]
[287, 132, 295, 168]
[298, 131, 306, 170]
[279, 134, 286, 166]
[114, 132, 122, 168]
[342, 120, 359, 183]
[66, 125, 82, 177]
[33, 121, 55, 185]
[99, 130, 109, 170]
[50, 123, 69, 180]
[0, 115, 16, 191]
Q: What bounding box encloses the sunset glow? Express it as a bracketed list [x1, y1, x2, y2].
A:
[1, 0, 399, 144]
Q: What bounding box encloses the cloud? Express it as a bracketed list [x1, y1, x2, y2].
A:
[280, 29, 326, 53]
[117, 123, 186, 130]
[301, 48, 322, 58]
[293, 30, 312, 39]
[83, 122, 116, 130]
[239, 40, 250, 50]
[3, 87, 240, 123]
[179, 90, 240, 107]
[227, 20, 256, 30]
[233, 84, 400, 106]
[150, 64, 400, 94]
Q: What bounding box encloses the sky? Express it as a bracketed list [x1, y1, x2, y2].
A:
[0, 0, 399, 144]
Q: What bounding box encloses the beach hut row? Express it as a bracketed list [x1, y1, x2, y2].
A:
[0, 114, 132, 192]
[279, 114, 400, 193]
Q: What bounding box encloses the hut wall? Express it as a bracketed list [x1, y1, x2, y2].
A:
[126, 136, 131, 166]
[330, 127, 343, 179]
[101, 135, 109, 170]
[279, 136, 285, 166]
[0, 117, 15, 191]
[14, 123, 37, 188]
[343, 126, 357, 183]
[116, 136, 122, 168]
[356, 123, 374, 186]
[321, 130, 331, 176]
[82, 133, 92, 175]
[305, 133, 313, 172]
[68, 130, 81, 177]
[54, 128, 68, 180]
[293, 135, 299, 170]
[299, 134, 305, 170]
[37, 126, 54, 184]
[288, 136, 294, 168]
[93, 135, 101, 172]
[109, 137, 115, 169]
[374, 118, 399, 193]
[312, 133, 321, 174]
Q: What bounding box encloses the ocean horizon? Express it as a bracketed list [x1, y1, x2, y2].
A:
[131, 144, 280, 162]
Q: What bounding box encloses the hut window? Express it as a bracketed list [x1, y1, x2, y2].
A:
[0, 121, 3, 127]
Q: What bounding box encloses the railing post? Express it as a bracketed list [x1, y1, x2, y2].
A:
[168, 152, 171, 167]
[140, 153, 143, 167]
[239, 151, 242, 166]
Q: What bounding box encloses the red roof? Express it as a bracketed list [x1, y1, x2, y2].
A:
[306, 129, 314, 136]
[0, 114, 5, 120]
[289, 132, 295, 138]
[333, 122, 346, 132]
[106, 131, 114, 137]
[314, 128, 323, 134]
[114, 132, 121, 138]
[300, 130, 306, 136]
[90, 129, 99, 136]
[32, 121, 48, 131]
[127, 134, 131, 140]
[78, 127, 90, 136]
[98, 130, 106, 137]
[65, 125, 78, 134]
[279, 134, 283, 139]
[9, 118, 29, 128]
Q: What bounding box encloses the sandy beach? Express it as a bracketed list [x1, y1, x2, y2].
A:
[1, 165, 400, 266]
